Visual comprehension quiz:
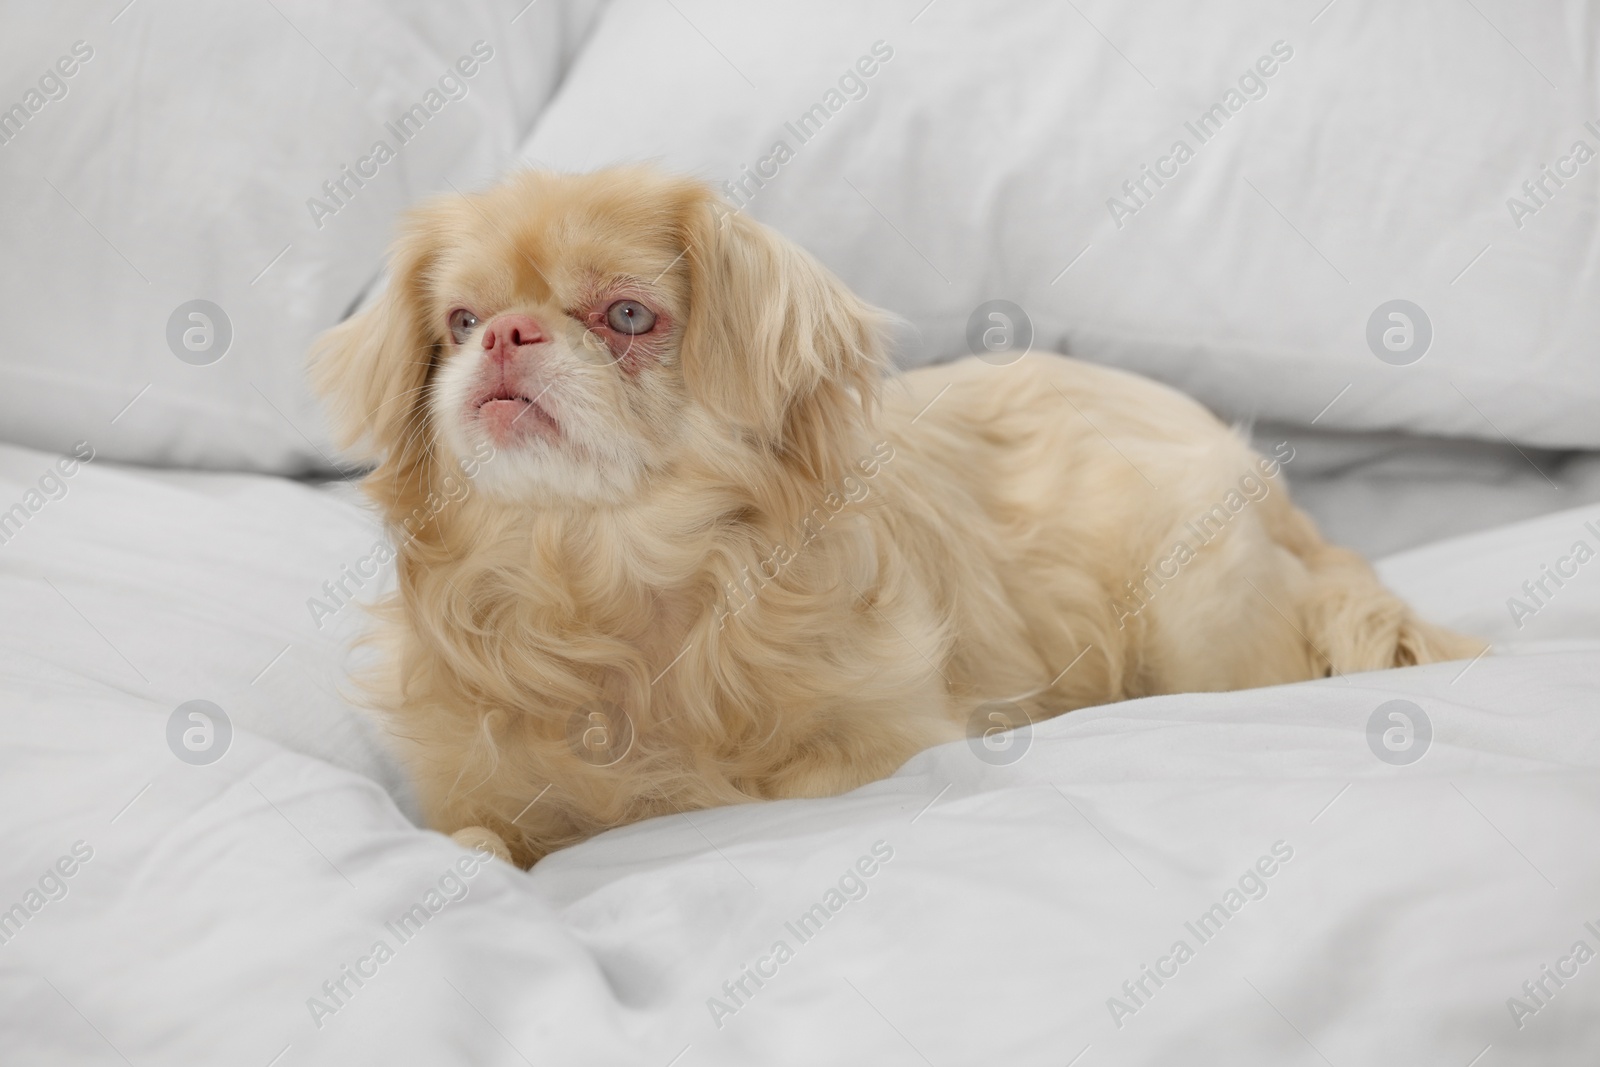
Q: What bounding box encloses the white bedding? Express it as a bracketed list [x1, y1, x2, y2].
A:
[1253, 423, 1600, 559]
[2, 442, 1598, 1065]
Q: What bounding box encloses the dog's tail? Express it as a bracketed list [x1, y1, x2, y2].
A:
[1268, 501, 1487, 674]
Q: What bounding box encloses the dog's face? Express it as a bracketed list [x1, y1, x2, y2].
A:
[421, 173, 696, 502]
[312, 168, 886, 508]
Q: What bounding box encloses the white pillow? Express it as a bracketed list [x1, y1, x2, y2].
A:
[0, 0, 604, 472]
[519, 0, 1600, 448]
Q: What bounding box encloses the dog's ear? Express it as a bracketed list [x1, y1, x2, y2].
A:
[677, 194, 888, 481]
[309, 199, 457, 467]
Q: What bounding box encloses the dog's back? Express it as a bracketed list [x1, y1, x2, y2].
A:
[876, 353, 1484, 717]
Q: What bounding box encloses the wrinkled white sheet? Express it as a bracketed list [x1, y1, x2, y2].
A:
[0, 443, 1597, 1066]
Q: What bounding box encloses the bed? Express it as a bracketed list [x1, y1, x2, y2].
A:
[3, 2, 1598, 1065]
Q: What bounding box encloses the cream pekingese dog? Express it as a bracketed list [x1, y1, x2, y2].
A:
[312, 167, 1482, 868]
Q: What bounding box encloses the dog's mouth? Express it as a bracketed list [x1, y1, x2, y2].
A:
[474, 385, 558, 442]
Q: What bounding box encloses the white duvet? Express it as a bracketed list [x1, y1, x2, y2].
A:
[1, 441, 1597, 1066]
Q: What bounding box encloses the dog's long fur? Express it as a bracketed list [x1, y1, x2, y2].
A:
[312, 167, 1483, 868]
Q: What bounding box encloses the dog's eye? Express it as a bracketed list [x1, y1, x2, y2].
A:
[448, 308, 479, 345]
[605, 300, 656, 336]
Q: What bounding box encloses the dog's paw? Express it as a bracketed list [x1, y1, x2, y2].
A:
[450, 825, 512, 863]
